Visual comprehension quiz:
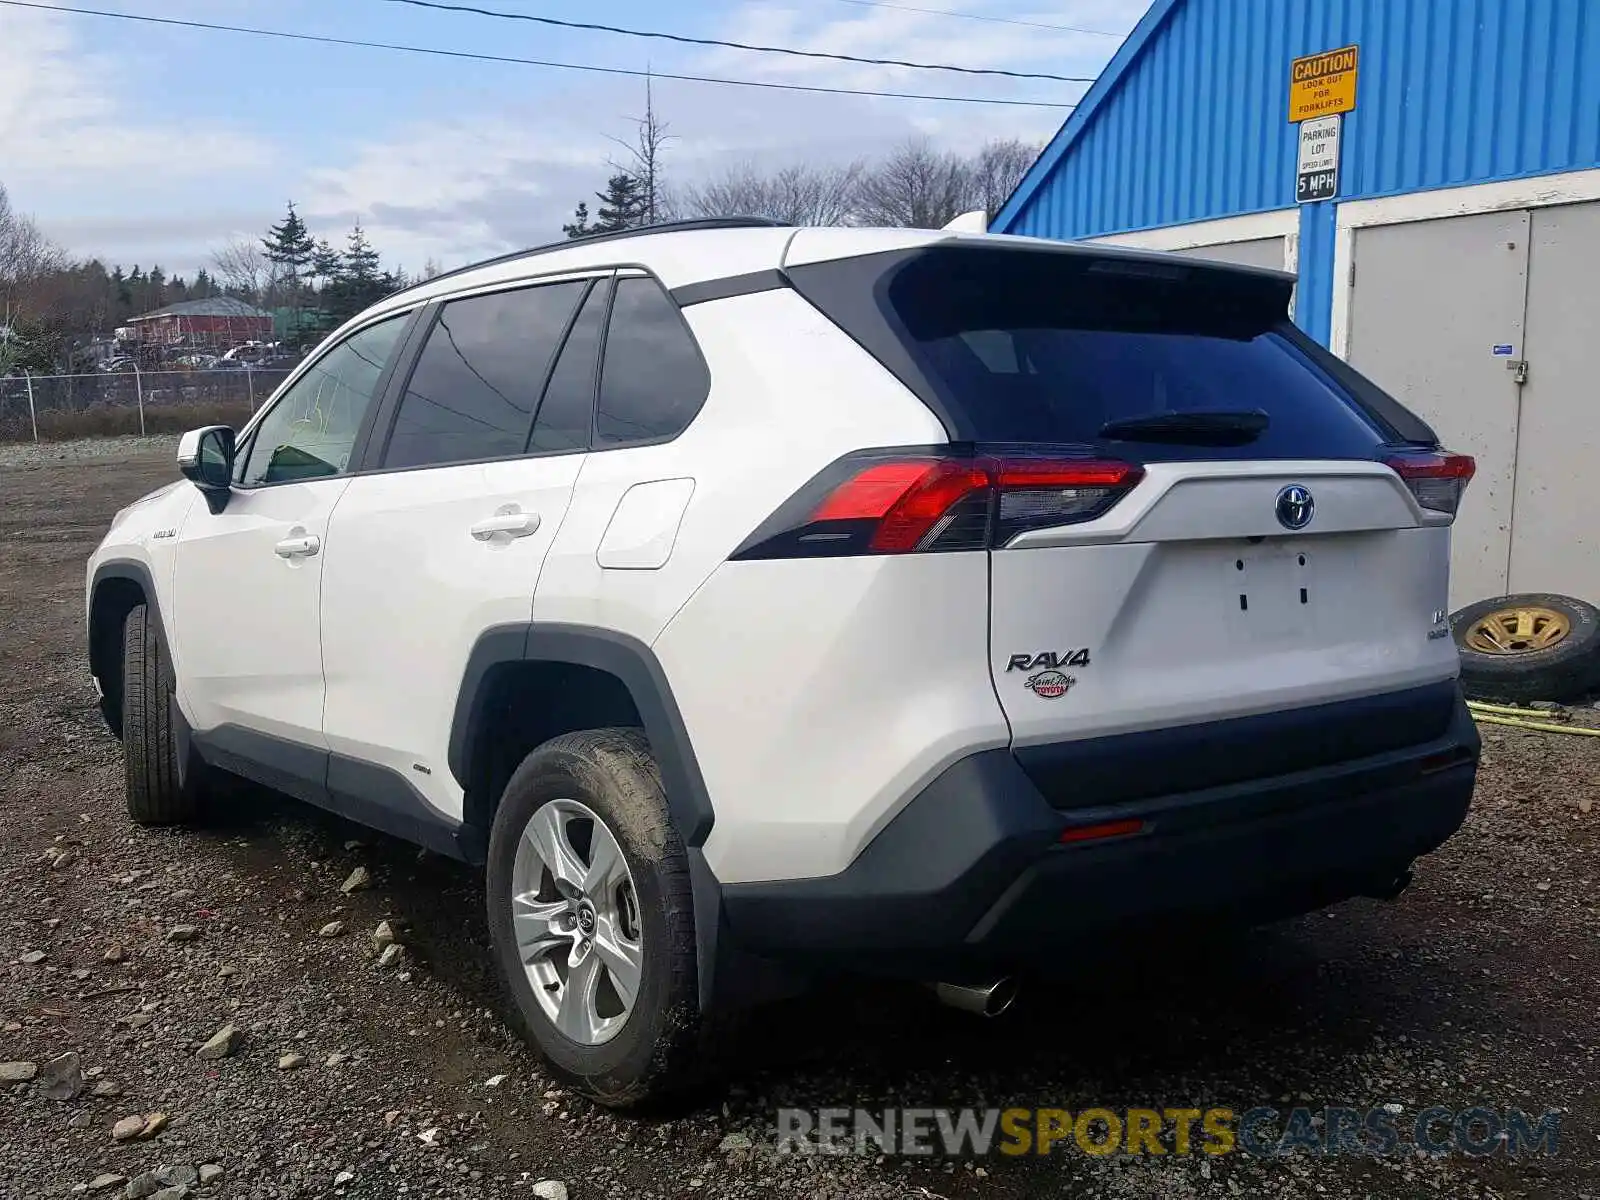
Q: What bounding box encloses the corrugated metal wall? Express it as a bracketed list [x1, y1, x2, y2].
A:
[1001, 0, 1600, 241]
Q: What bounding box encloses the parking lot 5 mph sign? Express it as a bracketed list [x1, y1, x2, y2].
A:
[1296, 115, 1342, 203]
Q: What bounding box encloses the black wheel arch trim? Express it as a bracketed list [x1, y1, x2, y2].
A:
[447, 623, 716, 849]
[448, 624, 729, 1014]
[89, 558, 176, 740]
[89, 559, 166, 681]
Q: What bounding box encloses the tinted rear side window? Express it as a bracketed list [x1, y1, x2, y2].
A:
[383, 281, 585, 469]
[790, 246, 1423, 461]
[529, 280, 606, 455]
[595, 276, 709, 447]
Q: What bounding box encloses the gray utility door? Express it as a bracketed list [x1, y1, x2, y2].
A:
[1507, 202, 1600, 604]
[1347, 210, 1529, 611]
[1169, 237, 1287, 271]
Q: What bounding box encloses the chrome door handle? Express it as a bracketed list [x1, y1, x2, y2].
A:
[274, 534, 321, 558]
[470, 511, 541, 541]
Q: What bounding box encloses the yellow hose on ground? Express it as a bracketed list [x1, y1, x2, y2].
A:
[1468, 710, 1600, 737]
[1468, 700, 1566, 717]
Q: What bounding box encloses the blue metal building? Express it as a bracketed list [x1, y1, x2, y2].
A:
[993, 0, 1600, 610]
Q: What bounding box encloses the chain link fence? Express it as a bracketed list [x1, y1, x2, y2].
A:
[0, 368, 294, 443]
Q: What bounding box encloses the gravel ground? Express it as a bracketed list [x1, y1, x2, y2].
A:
[0, 436, 180, 471]
[3, 446, 1599, 1199]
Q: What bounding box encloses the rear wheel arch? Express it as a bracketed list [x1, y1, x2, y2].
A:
[449, 624, 726, 1012]
[449, 624, 716, 850]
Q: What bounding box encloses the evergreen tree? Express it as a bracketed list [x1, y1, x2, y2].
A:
[148, 266, 166, 306]
[191, 268, 214, 299]
[593, 174, 647, 232]
[341, 222, 381, 289]
[262, 202, 314, 279]
[310, 237, 341, 286]
[563, 201, 592, 239]
[262, 201, 315, 328]
[325, 222, 391, 323]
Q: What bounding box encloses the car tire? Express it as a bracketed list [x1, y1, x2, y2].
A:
[122, 604, 204, 825]
[485, 728, 712, 1109]
[1450, 592, 1600, 704]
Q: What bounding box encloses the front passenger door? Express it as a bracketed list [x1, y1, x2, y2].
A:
[169, 314, 410, 750]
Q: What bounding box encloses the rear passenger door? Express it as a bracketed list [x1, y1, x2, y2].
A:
[531, 271, 715, 643]
[318, 274, 610, 822]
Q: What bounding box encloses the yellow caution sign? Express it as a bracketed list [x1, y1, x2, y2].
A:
[1289, 44, 1358, 122]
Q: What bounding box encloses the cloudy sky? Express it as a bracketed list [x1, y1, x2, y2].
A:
[0, 0, 1147, 279]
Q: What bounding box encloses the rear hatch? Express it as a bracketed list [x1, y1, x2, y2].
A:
[785, 239, 1472, 803]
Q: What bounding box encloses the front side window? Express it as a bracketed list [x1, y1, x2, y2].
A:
[382, 281, 586, 470]
[237, 315, 407, 486]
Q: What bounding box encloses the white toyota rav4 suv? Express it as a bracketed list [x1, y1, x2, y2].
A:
[87, 218, 1480, 1106]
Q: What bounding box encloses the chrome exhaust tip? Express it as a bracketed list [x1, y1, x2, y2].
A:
[928, 977, 1020, 1017]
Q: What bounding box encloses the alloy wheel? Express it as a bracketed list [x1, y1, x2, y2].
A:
[510, 798, 643, 1046]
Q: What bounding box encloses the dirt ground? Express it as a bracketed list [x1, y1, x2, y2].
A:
[3, 442, 1599, 1199]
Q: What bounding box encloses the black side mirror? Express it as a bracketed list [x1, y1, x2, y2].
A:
[177, 425, 235, 512]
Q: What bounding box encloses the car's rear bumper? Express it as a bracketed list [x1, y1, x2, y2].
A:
[719, 683, 1479, 976]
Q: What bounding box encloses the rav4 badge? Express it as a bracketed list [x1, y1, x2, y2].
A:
[1006, 649, 1091, 672]
[1025, 670, 1076, 699]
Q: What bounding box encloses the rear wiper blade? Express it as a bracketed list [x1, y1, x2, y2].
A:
[1098, 409, 1270, 446]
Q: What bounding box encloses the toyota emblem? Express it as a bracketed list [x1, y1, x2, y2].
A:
[1275, 484, 1315, 530]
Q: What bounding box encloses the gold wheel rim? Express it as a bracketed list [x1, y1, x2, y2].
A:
[1465, 605, 1572, 655]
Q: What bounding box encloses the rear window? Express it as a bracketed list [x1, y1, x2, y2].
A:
[788, 245, 1431, 460]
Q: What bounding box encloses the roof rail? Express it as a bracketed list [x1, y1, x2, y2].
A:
[394, 217, 793, 297]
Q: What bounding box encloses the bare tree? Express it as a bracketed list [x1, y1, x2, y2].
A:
[854, 138, 974, 230]
[0, 183, 65, 291]
[683, 160, 865, 226]
[607, 77, 676, 226]
[0, 183, 73, 372]
[967, 138, 1040, 219]
[210, 237, 273, 303]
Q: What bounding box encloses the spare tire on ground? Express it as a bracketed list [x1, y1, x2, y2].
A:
[1450, 592, 1600, 704]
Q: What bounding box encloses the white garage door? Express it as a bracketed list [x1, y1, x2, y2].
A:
[1168, 237, 1288, 271]
[1506, 201, 1600, 604]
[1346, 202, 1600, 611]
[1346, 211, 1527, 610]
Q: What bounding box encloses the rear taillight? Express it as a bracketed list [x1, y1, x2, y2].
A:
[1384, 451, 1476, 517]
[732, 448, 1144, 560]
